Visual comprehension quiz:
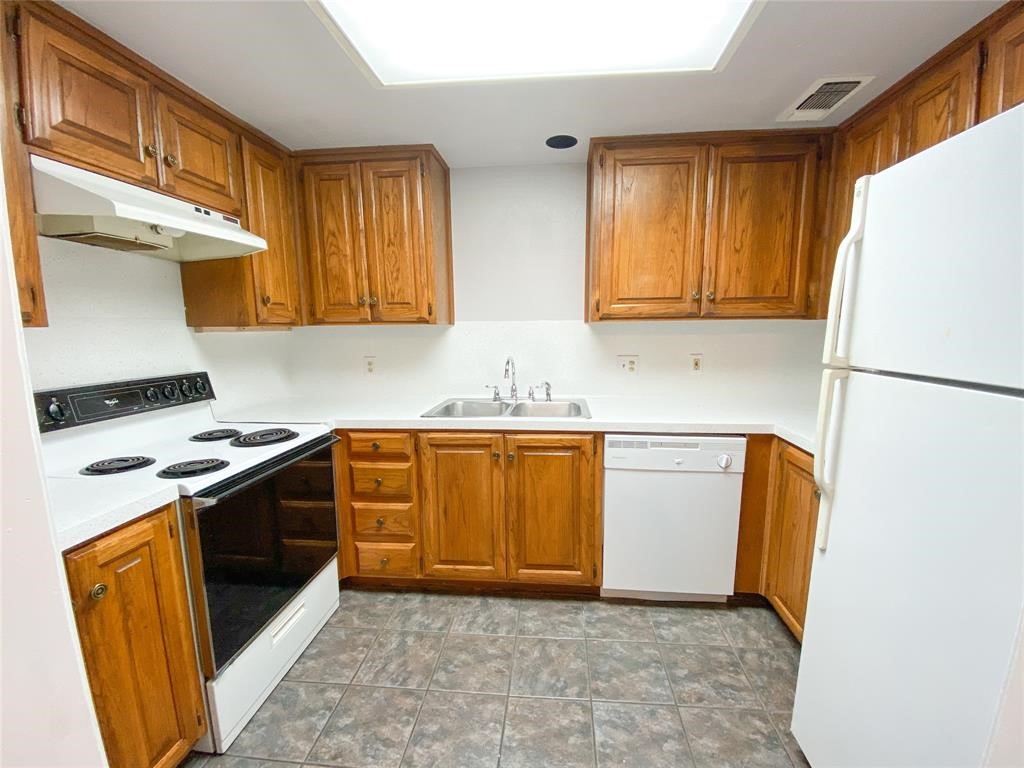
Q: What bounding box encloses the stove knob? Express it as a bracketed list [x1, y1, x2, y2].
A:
[163, 384, 177, 399]
[717, 454, 733, 470]
[145, 387, 160, 403]
[47, 399, 67, 421]
[195, 379, 208, 395]
[181, 381, 195, 397]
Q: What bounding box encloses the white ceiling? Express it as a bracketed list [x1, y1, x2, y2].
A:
[60, 0, 1001, 168]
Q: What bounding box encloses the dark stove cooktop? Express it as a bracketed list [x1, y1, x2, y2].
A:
[229, 428, 299, 447]
[190, 428, 243, 442]
[157, 458, 230, 479]
[80, 456, 156, 475]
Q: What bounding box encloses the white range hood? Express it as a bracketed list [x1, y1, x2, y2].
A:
[30, 155, 267, 261]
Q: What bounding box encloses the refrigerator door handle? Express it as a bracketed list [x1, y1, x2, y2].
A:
[823, 176, 870, 367]
[813, 368, 849, 551]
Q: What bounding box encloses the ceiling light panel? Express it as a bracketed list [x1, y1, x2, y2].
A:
[315, 0, 757, 86]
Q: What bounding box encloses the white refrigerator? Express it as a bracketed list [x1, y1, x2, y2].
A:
[792, 104, 1024, 767]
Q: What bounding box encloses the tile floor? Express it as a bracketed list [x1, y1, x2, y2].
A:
[184, 590, 810, 768]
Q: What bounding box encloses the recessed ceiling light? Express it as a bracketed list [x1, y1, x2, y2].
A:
[313, 0, 759, 87]
[546, 135, 578, 149]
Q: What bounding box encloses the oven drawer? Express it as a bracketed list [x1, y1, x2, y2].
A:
[348, 432, 413, 457]
[350, 461, 414, 498]
[275, 461, 334, 501]
[355, 542, 418, 576]
[278, 501, 336, 540]
[282, 539, 338, 575]
[352, 502, 416, 540]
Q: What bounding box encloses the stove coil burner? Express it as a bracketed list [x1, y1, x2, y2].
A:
[80, 456, 156, 475]
[156, 458, 230, 479]
[190, 428, 243, 442]
[229, 428, 299, 447]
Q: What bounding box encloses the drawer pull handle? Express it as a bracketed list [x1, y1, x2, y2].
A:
[90, 583, 108, 601]
[379, 556, 390, 567]
[371, 441, 382, 451]
[374, 477, 383, 487]
[376, 517, 385, 528]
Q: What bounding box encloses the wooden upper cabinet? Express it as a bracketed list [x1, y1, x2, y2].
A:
[242, 139, 300, 324]
[302, 162, 370, 323]
[591, 145, 707, 319]
[155, 90, 243, 214]
[17, 8, 158, 184]
[419, 433, 506, 580]
[704, 140, 818, 317]
[506, 434, 597, 585]
[897, 45, 979, 161]
[979, 7, 1024, 120]
[761, 441, 820, 641]
[64, 505, 205, 768]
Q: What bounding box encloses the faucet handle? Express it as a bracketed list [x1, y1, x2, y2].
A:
[535, 381, 552, 401]
[484, 385, 501, 402]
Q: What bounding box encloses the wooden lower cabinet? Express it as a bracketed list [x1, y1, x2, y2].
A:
[64, 504, 205, 768]
[761, 440, 820, 641]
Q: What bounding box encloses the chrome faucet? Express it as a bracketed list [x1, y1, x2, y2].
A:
[504, 356, 518, 402]
[529, 381, 552, 402]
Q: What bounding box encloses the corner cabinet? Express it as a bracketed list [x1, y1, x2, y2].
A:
[979, 6, 1024, 120]
[64, 505, 205, 768]
[299, 147, 452, 325]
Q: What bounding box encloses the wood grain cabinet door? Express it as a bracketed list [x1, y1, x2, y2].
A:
[761, 441, 820, 641]
[593, 145, 707, 318]
[155, 90, 243, 214]
[704, 140, 817, 317]
[361, 158, 431, 322]
[897, 45, 979, 160]
[64, 505, 205, 768]
[302, 162, 371, 323]
[18, 9, 158, 184]
[979, 8, 1024, 120]
[506, 434, 596, 585]
[419, 433, 506, 580]
[241, 138, 300, 324]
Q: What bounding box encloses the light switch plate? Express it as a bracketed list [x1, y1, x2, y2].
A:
[617, 355, 639, 374]
[363, 356, 376, 375]
[689, 353, 704, 374]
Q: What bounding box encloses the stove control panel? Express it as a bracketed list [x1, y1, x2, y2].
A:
[35, 372, 215, 433]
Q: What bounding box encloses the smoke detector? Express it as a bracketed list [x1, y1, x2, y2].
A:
[777, 76, 874, 122]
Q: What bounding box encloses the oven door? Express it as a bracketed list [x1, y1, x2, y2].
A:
[183, 433, 339, 678]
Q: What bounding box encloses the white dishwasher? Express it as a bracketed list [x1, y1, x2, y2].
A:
[602, 434, 746, 601]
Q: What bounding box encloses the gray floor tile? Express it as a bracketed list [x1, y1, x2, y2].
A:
[400, 691, 505, 768]
[387, 593, 460, 632]
[679, 707, 792, 768]
[592, 701, 694, 768]
[353, 631, 445, 689]
[205, 757, 291, 767]
[648, 607, 728, 646]
[583, 602, 657, 642]
[768, 711, 810, 768]
[181, 754, 210, 768]
[517, 599, 587, 638]
[587, 640, 674, 704]
[430, 633, 513, 694]
[227, 681, 344, 762]
[738, 647, 801, 711]
[330, 590, 401, 629]
[501, 697, 596, 768]
[286, 626, 378, 684]
[307, 685, 423, 768]
[510, 637, 590, 699]
[450, 596, 518, 635]
[660, 644, 760, 708]
[717, 606, 798, 650]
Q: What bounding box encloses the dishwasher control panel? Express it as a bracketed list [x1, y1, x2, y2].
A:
[604, 435, 747, 473]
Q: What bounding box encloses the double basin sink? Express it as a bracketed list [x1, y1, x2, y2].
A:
[422, 398, 591, 419]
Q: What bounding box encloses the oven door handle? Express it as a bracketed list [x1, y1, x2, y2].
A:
[191, 433, 338, 509]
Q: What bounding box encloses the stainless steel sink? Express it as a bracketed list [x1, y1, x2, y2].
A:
[421, 399, 511, 418]
[508, 400, 591, 418]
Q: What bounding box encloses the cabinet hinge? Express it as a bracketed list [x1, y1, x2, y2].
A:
[419, 161, 425, 178]
[13, 104, 25, 131]
[594, 299, 600, 314]
[592, 563, 597, 578]
[168, 521, 175, 539]
[979, 41, 988, 77]
[427, 302, 433, 317]
[6, 9, 21, 38]
[197, 712, 203, 727]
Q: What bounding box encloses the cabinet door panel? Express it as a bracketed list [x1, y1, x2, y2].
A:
[362, 159, 430, 322]
[980, 9, 1024, 120]
[19, 10, 157, 184]
[506, 434, 595, 585]
[419, 433, 506, 580]
[595, 145, 707, 318]
[303, 162, 370, 322]
[156, 91, 242, 214]
[762, 441, 819, 641]
[897, 46, 978, 160]
[64, 506, 204, 768]
[704, 141, 817, 317]
[241, 139, 300, 324]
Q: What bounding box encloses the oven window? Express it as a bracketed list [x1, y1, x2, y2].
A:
[197, 446, 337, 672]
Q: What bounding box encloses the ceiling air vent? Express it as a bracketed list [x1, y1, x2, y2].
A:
[777, 76, 874, 122]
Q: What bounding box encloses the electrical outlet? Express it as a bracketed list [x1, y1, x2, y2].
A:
[617, 355, 639, 374]
[363, 356, 376, 375]
[689, 353, 704, 374]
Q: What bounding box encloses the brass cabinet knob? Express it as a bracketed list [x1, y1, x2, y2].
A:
[164, 153, 178, 168]
[379, 556, 390, 567]
[691, 290, 700, 300]
[374, 477, 383, 487]
[90, 583, 108, 601]
[706, 290, 715, 301]
[368, 296, 379, 306]
[144, 143, 158, 158]
[507, 452, 515, 461]
[358, 296, 367, 306]
[262, 295, 272, 306]
[492, 451, 501, 460]
[376, 517, 385, 528]
[371, 441, 382, 451]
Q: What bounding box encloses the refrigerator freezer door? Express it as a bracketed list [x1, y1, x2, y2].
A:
[828, 104, 1023, 390]
[792, 371, 1023, 767]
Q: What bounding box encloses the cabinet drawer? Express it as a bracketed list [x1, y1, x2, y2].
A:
[278, 501, 336, 540]
[350, 462, 413, 497]
[352, 502, 416, 539]
[275, 461, 334, 501]
[281, 539, 337, 575]
[355, 542, 418, 577]
[349, 432, 413, 457]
